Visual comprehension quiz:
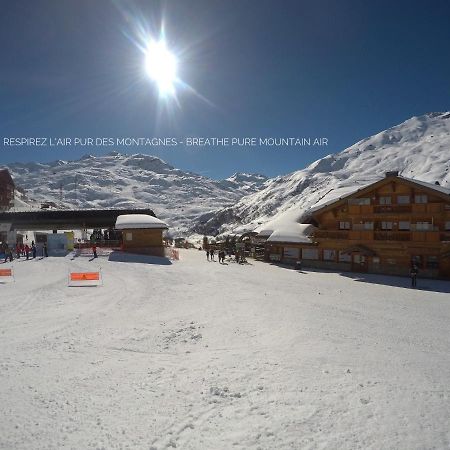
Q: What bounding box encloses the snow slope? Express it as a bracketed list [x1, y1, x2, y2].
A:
[1, 249, 450, 449]
[196, 112, 450, 236]
[4, 153, 267, 234]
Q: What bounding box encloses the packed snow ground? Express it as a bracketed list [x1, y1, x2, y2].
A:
[1, 250, 450, 449]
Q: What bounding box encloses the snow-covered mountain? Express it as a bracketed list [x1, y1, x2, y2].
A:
[5, 152, 267, 234]
[195, 112, 450, 236]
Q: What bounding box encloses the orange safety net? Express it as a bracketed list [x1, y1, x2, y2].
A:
[70, 272, 100, 281]
[0, 269, 12, 277]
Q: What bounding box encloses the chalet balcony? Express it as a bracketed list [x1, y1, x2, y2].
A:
[373, 205, 412, 214]
[314, 230, 349, 240]
[374, 231, 411, 241]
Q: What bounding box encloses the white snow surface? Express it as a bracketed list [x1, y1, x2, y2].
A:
[115, 214, 168, 229]
[5, 153, 268, 235]
[207, 112, 450, 236]
[1, 249, 450, 449]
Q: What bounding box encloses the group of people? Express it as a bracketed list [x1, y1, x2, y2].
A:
[1, 241, 48, 262]
[205, 248, 245, 264]
[206, 248, 226, 263]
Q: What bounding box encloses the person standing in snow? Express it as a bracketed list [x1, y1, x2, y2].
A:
[410, 264, 418, 288]
[43, 243, 48, 258]
[31, 243, 37, 259]
[92, 244, 98, 259]
[206, 249, 209, 261]
[210, 249, 215, 261]
[4, 246, 13, 262]
[24, 244, 30, 260]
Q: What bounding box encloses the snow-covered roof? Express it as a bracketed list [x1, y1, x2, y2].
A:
[308, 182, 374, 214]
[308, 175, 450, 215]
[399, 176, 450, 195]
[115, 214, 168, 230]
[266, 223, 316, 244]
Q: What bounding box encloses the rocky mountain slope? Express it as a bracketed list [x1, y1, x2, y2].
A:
[5, 152, 267, 234]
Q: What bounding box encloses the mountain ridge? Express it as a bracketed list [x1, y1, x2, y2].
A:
[4, 152, 268, 234]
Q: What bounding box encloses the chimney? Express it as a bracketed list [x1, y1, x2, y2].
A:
[385, 171, 399, 177]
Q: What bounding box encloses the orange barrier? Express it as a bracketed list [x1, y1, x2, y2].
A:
[0, 268, 14, 283]
[68, 270, 102, 287]
[70, 272, 100, 281]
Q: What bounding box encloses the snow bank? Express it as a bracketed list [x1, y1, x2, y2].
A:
[115, 214, 168, 229]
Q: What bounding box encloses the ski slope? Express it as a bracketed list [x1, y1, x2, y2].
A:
[1, 250, 450, 449]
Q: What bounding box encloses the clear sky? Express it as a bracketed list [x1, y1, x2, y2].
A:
[0, 0, 449, 179]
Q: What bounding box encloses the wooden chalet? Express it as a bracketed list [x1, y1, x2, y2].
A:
[265, 172, 450, 279]
[115, 214, 168, 257]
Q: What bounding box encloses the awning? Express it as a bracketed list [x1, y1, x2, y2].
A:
[341, 245, 377, 256]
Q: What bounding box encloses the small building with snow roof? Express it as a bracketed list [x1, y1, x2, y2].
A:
[115, 214, 168, 257]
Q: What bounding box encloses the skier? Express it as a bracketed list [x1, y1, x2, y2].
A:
[16, 243, 21, 259]
[206, 249, 209, 261]
[410, 264, 418, 288]
[43, 243, 48, 258]
[31, 243, 37, 259]
[92, 244, 98, 259]
[24, 244, 30, 260]
[210, 249, 215, 261]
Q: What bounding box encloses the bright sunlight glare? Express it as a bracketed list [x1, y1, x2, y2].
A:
[145, 39, 177, 96]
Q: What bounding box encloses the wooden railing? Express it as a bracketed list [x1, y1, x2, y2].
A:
[374, 231, 411, 241]
[373, 205, 412, 214]
[314, 230, 349, 240]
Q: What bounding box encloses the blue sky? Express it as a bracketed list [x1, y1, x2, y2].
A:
[0, 0, 449, 179]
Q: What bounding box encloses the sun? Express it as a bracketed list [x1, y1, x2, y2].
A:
[145, 39, 177, 97]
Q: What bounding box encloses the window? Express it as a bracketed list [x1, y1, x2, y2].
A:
[397, 195, 410, 204]
[381, 221, 393, 230]
[426, 256, 439, 269]
[323, 249, 336, 261]
[445, 221, 450, 231]
[283, 247, 300, 259]
[415, 194, 428, 204]
[338, 251, 351, 262]
[379, 196, 391, 205]
[363, 222, 374, 230]
[125, 232, 133, 241]
[398, 221, 410, 230]
[339, 221, 351, 230]
[302, 248, 319, 260]
[415, 222, 430, 231]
